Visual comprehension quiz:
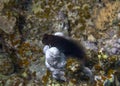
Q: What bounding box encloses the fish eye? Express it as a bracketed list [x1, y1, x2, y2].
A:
[42, 34, 49, 44]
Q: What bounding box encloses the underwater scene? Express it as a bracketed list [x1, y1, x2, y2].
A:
[0, 0, 120, 86]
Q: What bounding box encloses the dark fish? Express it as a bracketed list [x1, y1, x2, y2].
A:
[42, 34, 87, 61]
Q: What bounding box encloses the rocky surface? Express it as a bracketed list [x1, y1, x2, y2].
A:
[0, 0, 120, 86]
[0, 53, 14, 75]
[103, 38, 120, 55]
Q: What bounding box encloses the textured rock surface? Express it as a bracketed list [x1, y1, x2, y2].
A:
[0, 16, 16, 34]
[103, 38, 120, 55]
[0, 53, 14, 75]
[0, 0, 120, 86]
[28, 58, 46, 80]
